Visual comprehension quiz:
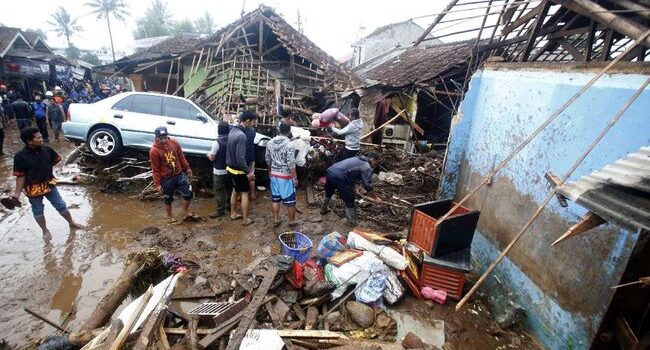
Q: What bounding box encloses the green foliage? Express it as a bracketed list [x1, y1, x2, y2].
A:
[172, 18, 196, 35]
[194, 11, 216, 35]
[81, 52, 101, 65]
[85, 0, 128, 61]
[47, 6, 82, 47]
[133, 0, 173, 39]
[65, 45, 81, 60]
[85, 0, 128, 21]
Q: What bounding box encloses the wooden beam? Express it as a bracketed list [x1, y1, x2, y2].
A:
[225, 267, 279, 350]
[585, 20, 597, 61]
[557, 38, 585, 60]
[601, 29, 615, 61]
[261, 42, 283, 57]
[165, 59, 174, 94]
[544, 172, 568, 207]
[108, 286, 154, 350]
[414, 0, 460, 46]
[502, 2, 545, 36]
[551, 0, 650, 48]
[520, 1, 552, 61]
[552, 211, 606, 246]
[258, 19, 264, 53]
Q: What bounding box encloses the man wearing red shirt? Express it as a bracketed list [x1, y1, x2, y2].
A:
[149, 126, 194, 222]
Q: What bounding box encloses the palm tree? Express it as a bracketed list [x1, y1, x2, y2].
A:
[47, 7, 82, 47]
[85, 0, 128, 62]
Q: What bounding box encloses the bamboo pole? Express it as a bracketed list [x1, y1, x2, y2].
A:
[165, 59, 174, 95]
[455, 76, 650, 310]
[361, 109, 407, 140]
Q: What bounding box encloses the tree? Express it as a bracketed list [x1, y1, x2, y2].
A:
[85, 0, 128, 62]
[194, 11, 216, 35]
[81, 52, 101, 66]
[47, 7, 82, 47]
[295, 10, 304, 34]
[26, 29, 47, 40]
[133, 0, 172, 39]
[65, 45, 81, 60]
[172, 19, 196, 35]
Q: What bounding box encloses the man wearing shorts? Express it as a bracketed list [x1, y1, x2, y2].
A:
[12, 127, 83, 237]
[149, 126, 194, 222]
[226, 111, 257, 226]
[265, 122, 298, 227]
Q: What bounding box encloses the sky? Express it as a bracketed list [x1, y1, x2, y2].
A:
[0, 0, 452, 59]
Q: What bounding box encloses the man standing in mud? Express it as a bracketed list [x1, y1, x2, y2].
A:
[207, 121, 232, 219]
[265, 122, 298, 227]
[149, 126, 194, 223]
[12, 127, 83, 237]
[320, 153, 382, 226]
[227, 111, 257, 226]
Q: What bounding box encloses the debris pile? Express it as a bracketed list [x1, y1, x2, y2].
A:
[315, 148, 445, 231]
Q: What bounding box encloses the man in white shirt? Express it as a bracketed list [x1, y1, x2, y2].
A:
[331, 108, 363, 163]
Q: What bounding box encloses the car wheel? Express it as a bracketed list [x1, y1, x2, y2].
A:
[88, 127, 123, 159]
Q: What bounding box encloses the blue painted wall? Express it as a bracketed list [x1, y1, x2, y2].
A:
[439, 66, 649, 349]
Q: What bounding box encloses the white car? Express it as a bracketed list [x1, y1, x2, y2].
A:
[63, 92, 270, 159]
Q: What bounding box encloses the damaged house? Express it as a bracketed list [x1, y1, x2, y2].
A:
[96, 5, 358, 133]
[401, 0, 650, 349]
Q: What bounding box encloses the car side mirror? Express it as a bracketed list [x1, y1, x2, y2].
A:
[196, 113, 208, 123]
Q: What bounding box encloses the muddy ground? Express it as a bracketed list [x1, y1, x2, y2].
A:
[0, 125, 541, 350]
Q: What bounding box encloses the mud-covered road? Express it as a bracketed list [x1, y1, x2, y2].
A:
[0, 125, 541, 350]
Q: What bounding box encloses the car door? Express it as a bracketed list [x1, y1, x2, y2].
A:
[112, 94, 164, 149]
[161, 96, 217, 155]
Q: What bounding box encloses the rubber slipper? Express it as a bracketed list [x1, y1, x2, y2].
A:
[230, 214, 243, 221]
[242, 218, 254, 226]
[168, 218, 179, 224]
[273, 220, 281, 227]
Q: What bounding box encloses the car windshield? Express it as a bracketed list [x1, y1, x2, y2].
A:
[194, 102, 216, 120]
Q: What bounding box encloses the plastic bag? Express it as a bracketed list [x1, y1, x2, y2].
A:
[383, 268, 405, 305]
[347, 231, 408, 270]
[317, 232, 347, 261]
[325, 251, 385, 299]
[355, 262, 387, 304]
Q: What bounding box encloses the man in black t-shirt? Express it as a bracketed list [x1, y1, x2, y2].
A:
[12, 127, 83, 237]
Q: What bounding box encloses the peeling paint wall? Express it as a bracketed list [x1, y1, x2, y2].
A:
[439, 67, 649, 349]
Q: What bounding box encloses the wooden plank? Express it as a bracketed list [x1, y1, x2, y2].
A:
[258, 19, 264, 53]
[304, 307, 319, 330]
[601, 29, 614, 61]
[501, 2, 545, 36]
[198, 296, 277, 348]
[584, 20, 597, 62]
[158, 325, 170, 350]
[557, 38, 585, 61]
[275, 330, 349, 340]
[551, 211, 606, 246]
[225, 266, 279, 350]
[520, 1, 552, 62]
[305, 182, 315, 205]
[163, 327, 211, 335]
[133, 280, 177, 350]
[108, 286, 154, 350]
[189, 317, 199, 350]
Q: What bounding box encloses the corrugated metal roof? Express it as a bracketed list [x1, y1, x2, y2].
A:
[558, 146, 650, 231]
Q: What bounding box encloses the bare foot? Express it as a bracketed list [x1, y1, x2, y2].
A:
[69, 222, 84, 230]
[42, 230, 52, 240]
